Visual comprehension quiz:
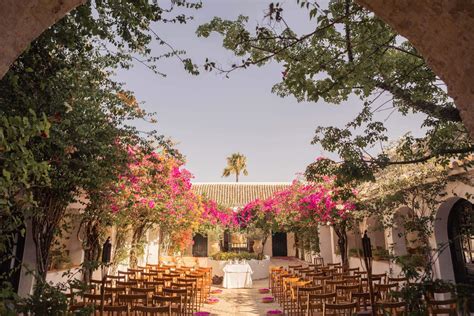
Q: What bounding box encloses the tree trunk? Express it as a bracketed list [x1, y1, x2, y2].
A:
[80, 217, 101, 284]
[333, 223, 349, 271]
[31, 192, 68, 280]
[236, 173, 239, 183]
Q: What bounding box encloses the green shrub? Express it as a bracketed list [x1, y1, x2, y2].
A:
[349, 248, 362, 257]
[211, 252, 259, 261]
[372, 246, 390, 260]
[397, 254, 426, 268]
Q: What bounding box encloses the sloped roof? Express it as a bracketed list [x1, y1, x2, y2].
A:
[192, 182, 291, 208]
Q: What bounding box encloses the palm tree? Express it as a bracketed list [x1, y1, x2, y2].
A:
[222, 153, 248, 182]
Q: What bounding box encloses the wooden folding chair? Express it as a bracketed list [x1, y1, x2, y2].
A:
[163, 288, 187, 315]
[296, 286, 323, 315]
[307, 292, 337, 316]
[335, 284, 361, 303]
[152, 295, 183, 315]
[352, 292, 372, 314]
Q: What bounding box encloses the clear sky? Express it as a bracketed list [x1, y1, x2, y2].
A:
[115, 0, 426, 183]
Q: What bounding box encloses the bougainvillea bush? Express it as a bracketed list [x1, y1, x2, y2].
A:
[107, 146, 203, 262]
[237, 178, 357, 265]
[107, 145, 237, 265]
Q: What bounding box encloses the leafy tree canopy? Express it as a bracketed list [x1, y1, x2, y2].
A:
[197, 0, 473, 184]
[0, 0, 199, 279]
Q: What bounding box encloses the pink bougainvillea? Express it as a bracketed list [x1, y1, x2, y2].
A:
[236, 178, 356, 232]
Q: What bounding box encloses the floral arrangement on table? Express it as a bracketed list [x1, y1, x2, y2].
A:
[258, 288, 270, 294]
[194, 312, 211, 316]
[267, 310, 283, 315]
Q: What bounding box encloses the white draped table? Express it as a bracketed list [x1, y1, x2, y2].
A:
[222, 263, 253, 289]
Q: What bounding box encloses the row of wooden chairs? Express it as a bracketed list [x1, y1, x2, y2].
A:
[68, 265, 212, 315]
[270, 262, 458, 315]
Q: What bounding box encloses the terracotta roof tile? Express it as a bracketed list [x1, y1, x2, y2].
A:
[192, 182, 291, 208]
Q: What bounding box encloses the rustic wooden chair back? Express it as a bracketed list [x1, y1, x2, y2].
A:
[335, 283, 361, 302]
[374, 283, 399, 301]
[307, 292, 337, 315]
[131, 305, 171, 315]
[376, 301, 407, 316]
[325, 279, 347, 293]
[353, 271, 367, 277]
[312, 275, 333, 287]
[117, 280, 139, 291]
[297, 286, 324, 313]
[323, 302, 357, 315]
[130, 287, 155, 299]
[313, 257, 324, 266]
[84, 292, 112, 305]
[152, 295, 183, 315]
[101, 304, 129, 316]
[427, 298, 457, 316]
[351, 292, 371, 311]
[118, 270, 136, 280]
[347, 267, 359, 274]
[342, 275, 360, 284]
[104, 287, 127, 303]
[117, 293, 147, 307]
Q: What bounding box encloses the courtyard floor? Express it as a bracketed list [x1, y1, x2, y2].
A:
[201, 257, 302, 316]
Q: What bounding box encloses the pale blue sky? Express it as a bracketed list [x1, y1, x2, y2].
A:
[116, 0, 426, 182]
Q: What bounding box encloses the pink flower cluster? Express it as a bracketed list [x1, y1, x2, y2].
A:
[236, 179, 357, 230]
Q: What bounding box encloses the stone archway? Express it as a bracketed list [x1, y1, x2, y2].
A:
[0, 0, 85, 78]
[356, 0, 474, 140]
[433, 196, 463, 281]
[447, 199, 474, 284]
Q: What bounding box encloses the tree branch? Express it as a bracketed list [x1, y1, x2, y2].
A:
[375, 81, 462, 122]
[365, 146, 474, 165]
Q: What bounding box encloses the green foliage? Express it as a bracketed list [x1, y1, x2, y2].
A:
[348, 247, 362, 257]
[396, 254, 426, 269]
[371, 246, 390, 261]
[16, 279, 69, 316]
[197, 0, 472, 184]
[0, 0, 200, 281]
[211, 251, 259, 261]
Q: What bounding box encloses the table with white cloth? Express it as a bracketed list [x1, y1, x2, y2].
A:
[222, 263, 253, 289]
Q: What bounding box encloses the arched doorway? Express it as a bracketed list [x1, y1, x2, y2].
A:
[272, 232, 287, 257]
[192, 233, 208, 257]
[447, 199, 474, 285]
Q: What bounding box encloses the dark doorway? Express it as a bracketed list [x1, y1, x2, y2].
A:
[0, 226, 26, 292]
[272, 232, 288, 257]
[192, 233, 208, 257]
[448, 199, 474, 286]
